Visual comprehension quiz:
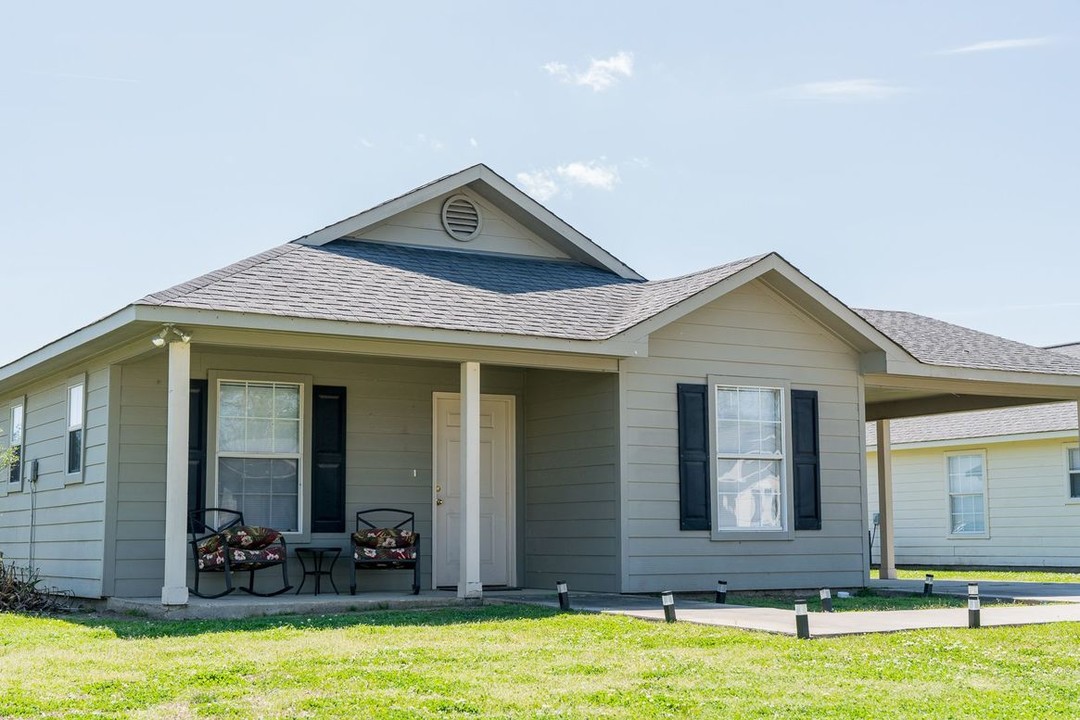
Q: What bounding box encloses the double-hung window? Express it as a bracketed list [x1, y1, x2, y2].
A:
[66, 383, 84, 476]
[8, 403, 22, 484]
[1068, 447, 1080, 500]
[216, 380, 302, 532]
[714, 385, 785, 532]
[947, 452, 986, 535]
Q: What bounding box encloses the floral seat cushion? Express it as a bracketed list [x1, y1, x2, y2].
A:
[352, 528, 418, 549]
[353, 545, 418, 566]
[197, 545, 287, 570]
[196, 525, 282, 559]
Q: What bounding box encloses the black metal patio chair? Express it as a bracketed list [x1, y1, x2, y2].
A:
[350, 508, 420, 595]
[188, 508, 292, 598]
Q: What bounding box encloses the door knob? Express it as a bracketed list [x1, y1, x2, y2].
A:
[436, 485, 442, 492]
[436, 498, 444, 505]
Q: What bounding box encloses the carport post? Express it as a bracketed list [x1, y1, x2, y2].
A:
[875, 419, 896, 580]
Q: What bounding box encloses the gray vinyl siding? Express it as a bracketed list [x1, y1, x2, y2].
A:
[0, 366, 110, 598]
[111, 354, 169, 598]
[523, 369, 619, 592]
[868, 437, 1080, 567]
[348, 190, 569, 260]
[109, 349, 533, 596]
[622, 279, 866, 592]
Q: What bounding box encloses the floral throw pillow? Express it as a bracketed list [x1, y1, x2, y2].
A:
[352, 528, 418, 549]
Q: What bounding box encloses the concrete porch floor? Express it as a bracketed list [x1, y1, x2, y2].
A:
[107, 589, 474, 620]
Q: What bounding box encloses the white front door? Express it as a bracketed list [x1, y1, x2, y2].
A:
[433, 393, 515, 588]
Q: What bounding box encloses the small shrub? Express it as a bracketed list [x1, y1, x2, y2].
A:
[0, 558, 72, 614]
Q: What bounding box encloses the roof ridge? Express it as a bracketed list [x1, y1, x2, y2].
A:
[641, 253, 770, 286]
[139, 244, 301, 306]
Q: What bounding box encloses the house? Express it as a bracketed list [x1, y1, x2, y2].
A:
[867, 342, 1080, 568]
[1, 164, 1079, 605]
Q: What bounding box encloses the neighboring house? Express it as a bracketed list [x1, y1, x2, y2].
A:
[867, 342, 1080, 568]
[1, 164, 1079, 604]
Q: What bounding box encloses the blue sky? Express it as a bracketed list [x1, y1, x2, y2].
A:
[2, 2, 1077, 365]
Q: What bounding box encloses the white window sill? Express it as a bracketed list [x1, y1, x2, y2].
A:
[946, 533, 990, 540]
[712, 528, 793, 542]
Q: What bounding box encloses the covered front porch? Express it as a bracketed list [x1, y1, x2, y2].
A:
[112, 325, 621, 606]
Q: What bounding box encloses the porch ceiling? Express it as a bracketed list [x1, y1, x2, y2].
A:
[865, 374, 1080, 422]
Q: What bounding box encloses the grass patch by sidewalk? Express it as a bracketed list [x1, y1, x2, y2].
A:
[875, 567, 1080, 584]
[3, 604, 1079, 718]
[716, 588, 1008, 613]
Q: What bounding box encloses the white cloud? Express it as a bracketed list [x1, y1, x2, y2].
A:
[469, 137, 478, 148]
[542, 51, 634, 92]
[938, 37, 1053, 55]
[541, 61, 570, 81]
[515, 170, 560, 202]
[787, 78, 907, 101]
[516, 160, 622, 202]
[556, 161, 620, 190]
[359, 138, 375, 149]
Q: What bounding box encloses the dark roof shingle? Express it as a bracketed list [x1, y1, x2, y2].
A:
[139, 240, 762, 341]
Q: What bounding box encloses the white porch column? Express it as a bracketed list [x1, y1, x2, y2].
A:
[875, 419, 896, 580]
[458, 361, 482, 599]
[161, 339, 191, 605]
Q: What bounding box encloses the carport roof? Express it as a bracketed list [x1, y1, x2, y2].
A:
[856, 309, 1080, 377]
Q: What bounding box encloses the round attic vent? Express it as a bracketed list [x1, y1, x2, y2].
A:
[441, 195, 482, 242]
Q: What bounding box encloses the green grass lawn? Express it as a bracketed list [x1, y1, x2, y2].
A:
[876, 567, 1080, 584]
[2, 606, 1079, 718]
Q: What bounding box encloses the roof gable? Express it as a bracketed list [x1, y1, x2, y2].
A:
[293, 164, 644, 280]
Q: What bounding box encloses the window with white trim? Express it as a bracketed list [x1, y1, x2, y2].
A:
[1068, 447, 1080, 500]
[216, 381, 302, 531]
[9, 403, 22, 483]
[714, 385, 785, 531]
[947, 453, 986, 535]
[66, 383, 84, 475]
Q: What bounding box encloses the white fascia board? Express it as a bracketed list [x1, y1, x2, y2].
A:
[868, 364, 1080, 395]
[292, 164, 645, 281]
[468, 167, 644, 280]
[868, 429, 1079, 452]
[294, 165, 486, 247]
[133, 305, 649, 359]
[0, 306, 140, 386]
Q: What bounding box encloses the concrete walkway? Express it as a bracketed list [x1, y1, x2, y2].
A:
[871, 578, 1080, 603]
[486, 583, 1080, 638]
[105, 580, 1080, 637]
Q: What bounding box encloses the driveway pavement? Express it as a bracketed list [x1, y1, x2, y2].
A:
[487, 581, 1080, 638]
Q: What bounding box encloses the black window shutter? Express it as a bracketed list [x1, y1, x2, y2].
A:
[791, 389, 822, 531]
[188, 380, 208, 522]
[311, 386, 347, 533]
[677, 383, 711, 531]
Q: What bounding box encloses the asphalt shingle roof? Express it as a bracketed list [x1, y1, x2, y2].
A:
[867, 402, 1078, 446]
[139, 240, 763, 341]
[855, 309, 1080, 376]
[138, 240, 1080, 381]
